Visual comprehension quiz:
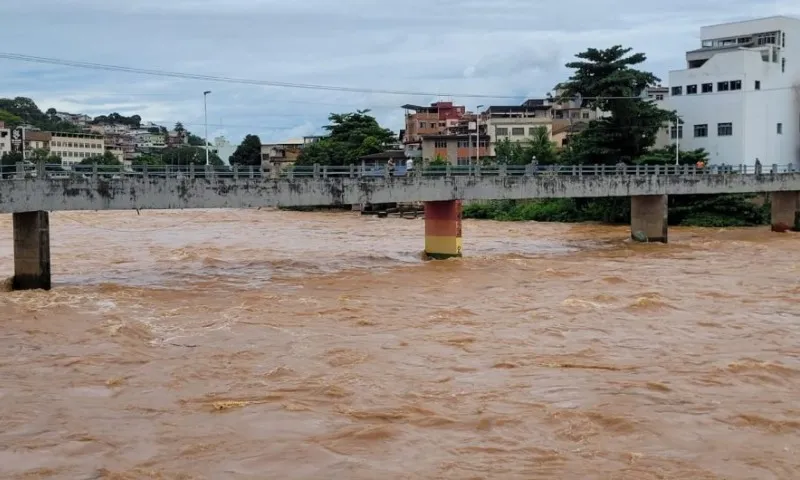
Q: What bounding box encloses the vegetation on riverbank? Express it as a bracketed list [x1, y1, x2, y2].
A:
[463, 195, 770, 227]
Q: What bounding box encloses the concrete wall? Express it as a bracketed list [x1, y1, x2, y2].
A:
[2, 173, 800, 213]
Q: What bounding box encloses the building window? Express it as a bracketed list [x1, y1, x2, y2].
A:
[419, 122, 427, 129]
[777, 123, 783, 134]
[755, 80, 761, 90]
[511, 127, 524, 136]
[671, 86, 682, 96]
[686, 84, 698, 94]
[717, 122, 733, 136]
[670, 125, 683, 139]
[782, 58, 786, 73]
[655, 94, 664, 101]
[730, 80, 742, 90]
[456, 140, 468, 148]
[434, 140, 447, 148]
[496, 127, 508, 136]
[694, 124, 708, 137]
[702, 83, 713, 93]
[717, 81, 730, 91]
[581, 112, 589, 119]
[456, 157, 470, 165]
[528, 127, 537, 135]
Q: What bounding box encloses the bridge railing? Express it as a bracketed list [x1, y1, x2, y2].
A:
[0, 162, 796, 180]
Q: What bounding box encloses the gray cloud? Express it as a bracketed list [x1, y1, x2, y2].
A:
[2, 0, 800, 142]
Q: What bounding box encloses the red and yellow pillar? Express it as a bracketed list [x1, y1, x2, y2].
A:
[424, 200, 462, 259]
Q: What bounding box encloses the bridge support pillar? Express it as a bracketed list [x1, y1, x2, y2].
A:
[771, 191, 800, 232]
[12, 211, 51, 290]
[631, 195, 668, 243]
[424, 200, 462, 259]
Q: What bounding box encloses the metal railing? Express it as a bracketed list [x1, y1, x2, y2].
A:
[0, 162, 796, 181]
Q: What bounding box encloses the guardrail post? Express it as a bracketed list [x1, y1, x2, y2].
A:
[232, 164, 239, 180]
[445, 164, 451, 178]
[15, 161, 24, 178]
[499, 163, 507, 177]
[313, 163, 320, 179]
[188, 163, 195, 180]
[772, 164, 778, 174]
[287, 166, 294, 180]
[92, 163, 98, 182]
[593, 164, 599, 175]
[323, 165, 329, 179]
[474, 164, 481, 178]
[249, 165, 254, 179]
[205, 164, 213, 180]
[349, 164, 355, 178]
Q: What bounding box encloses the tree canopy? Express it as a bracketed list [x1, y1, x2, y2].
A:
[91, 112, 142, 127]
[494, 126, 558, 165]
[296, 110, 395, 165]
[0, 97, 82, 132]
[558, 46, 672, 165]
[229, 134, 262, 166]
[161, 146, 223, 166]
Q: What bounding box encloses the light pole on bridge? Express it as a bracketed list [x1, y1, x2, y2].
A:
[203, 90, 212, 166]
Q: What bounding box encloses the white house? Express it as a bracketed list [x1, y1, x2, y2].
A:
[668, 16, 800, 167]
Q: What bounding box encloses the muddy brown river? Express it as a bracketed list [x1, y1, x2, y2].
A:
[1, 209, 798, 479]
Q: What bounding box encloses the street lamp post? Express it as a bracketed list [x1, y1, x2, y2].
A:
[476, 104, 484, 165]
[674, 115, 681, 165]
[203, 90, 211, 166]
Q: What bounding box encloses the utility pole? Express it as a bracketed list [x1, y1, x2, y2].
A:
[476, 104, 484, 165]
[674, 115, 680, 165]
[203, 90, 211, 166]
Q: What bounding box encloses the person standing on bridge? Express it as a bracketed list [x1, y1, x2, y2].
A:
[755, 158, 762, 176]
[406, 157, 414, 176]
[387, 158, 395, 177]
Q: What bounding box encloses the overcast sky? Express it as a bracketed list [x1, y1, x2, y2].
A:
[1, 1, 798, 144]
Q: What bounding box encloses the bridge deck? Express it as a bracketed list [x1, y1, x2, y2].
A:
[1, 163, 799, 213]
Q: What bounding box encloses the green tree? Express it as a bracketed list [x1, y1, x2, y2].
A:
[161, 146, 223, 166]
[81, 151, 122, 165]
[29, 148, 62, 164]
[0, 109, 23, 127]
[295, 110, 395, 165]
[186, 133, 206, 146]
[558, 46, 672, 165]
[0, 97, 81, 132]
[229, 134, 262, 166]
[132, 154, 165, 167]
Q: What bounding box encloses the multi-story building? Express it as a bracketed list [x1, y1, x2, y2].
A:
[420, 134, 490, 165]
[482, 104, 553, 156]
[668, 16, 800, 167]
[23, 131, 52, 158]
[402, 102, 467, 144]
[261, 139, 304, 168]
[49, 132, 105, 165]
[0, 122, 10, 156]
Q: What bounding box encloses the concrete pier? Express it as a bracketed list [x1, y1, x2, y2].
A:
[631, 195, 668, 243]
[424, 200, 462, 259]
[12, 211, 51, 290]
[770, 191, 800, 232]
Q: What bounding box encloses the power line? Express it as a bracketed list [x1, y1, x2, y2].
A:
[0, 52, 523, 100]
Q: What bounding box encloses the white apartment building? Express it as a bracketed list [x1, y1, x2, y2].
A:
[668, 16, 800, 167]
[49, 132, 105, 166]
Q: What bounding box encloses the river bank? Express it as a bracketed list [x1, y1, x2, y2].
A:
[463, 194, 771, 227]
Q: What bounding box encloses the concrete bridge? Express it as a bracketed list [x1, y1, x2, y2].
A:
[2, 162, 799, 290]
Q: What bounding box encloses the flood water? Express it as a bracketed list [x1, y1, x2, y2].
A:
[1, 209, 799, 479]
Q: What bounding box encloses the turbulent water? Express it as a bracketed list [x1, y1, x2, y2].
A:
[1, 209, 799, 479]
